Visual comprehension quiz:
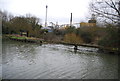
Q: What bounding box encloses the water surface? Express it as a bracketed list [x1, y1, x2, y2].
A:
[2, 40, 118, 79]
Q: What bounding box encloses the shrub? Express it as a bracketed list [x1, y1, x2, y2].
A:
[98, 27, 119, 48]
[64, 33, 83, 44]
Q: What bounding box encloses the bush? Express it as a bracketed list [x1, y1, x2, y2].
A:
[98, 27, 119, 48]
[64, 33, 83, 44]
[76, 28, 94, 44]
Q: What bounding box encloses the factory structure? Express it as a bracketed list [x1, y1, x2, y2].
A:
[43, 5, 96, 31]
[80, 14, 96, 28]
[80, 20, 96, 28]
[50, 13, 96, 29]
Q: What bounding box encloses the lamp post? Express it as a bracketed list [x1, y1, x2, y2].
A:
[45, 5, 48, 27]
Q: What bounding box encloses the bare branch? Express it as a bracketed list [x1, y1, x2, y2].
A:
[89, 0, 120, 25]
[105, 0, 120, 15]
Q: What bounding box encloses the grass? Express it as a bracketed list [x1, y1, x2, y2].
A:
[11, 36, 26, 39]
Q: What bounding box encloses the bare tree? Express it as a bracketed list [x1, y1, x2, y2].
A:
[90, 0, 120, 26]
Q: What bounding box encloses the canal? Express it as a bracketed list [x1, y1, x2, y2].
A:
[2, 39, 118, 79]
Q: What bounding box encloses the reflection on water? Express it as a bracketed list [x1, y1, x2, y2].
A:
[2, 40, 118, 79]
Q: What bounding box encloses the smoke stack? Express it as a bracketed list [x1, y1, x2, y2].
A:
[45, 5, 48, 27]
[70, 13, 72, 27]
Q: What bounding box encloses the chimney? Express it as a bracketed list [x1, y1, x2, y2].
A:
[70, 13, 72, 27]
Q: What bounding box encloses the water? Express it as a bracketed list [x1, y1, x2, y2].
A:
[2, 40, 118, 79]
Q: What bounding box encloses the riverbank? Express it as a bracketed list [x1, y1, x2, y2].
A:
[3, 34, 119, 54]
[4, 34, 43, 44]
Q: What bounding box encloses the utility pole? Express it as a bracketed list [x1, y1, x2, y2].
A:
[45, 5, 48, 27]
[70, 13, 72, 27]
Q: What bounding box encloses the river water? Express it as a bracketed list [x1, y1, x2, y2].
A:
[2, 40, 118, 79]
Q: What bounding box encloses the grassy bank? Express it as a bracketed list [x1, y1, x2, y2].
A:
[5, 34, 43, 44]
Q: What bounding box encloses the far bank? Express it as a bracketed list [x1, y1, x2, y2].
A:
[3, 34, 119, 54]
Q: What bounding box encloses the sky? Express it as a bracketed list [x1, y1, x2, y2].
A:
[0, 0, 91, 25]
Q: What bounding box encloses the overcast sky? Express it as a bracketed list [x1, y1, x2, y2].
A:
[0, 0, 91, 25]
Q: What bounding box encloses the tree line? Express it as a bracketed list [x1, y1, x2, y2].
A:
[1, 11, 43, 38]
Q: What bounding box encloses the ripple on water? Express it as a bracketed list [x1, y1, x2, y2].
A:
[2, 42, 118, 79]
